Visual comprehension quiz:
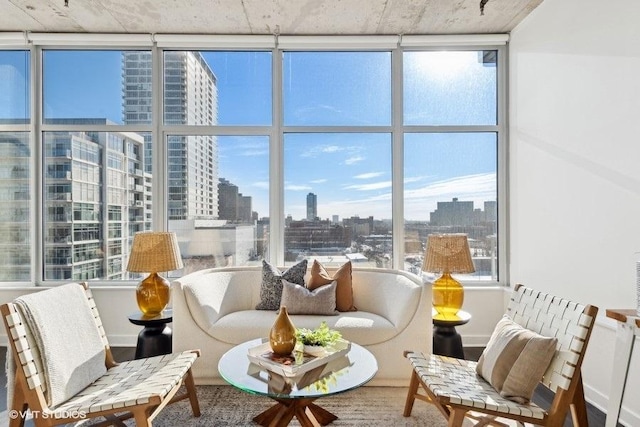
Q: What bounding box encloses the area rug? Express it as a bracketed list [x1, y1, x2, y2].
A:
[0, 385, 448, 427]
[149, 385, 447, 426]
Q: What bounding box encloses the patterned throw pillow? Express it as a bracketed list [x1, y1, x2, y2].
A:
[280, 279, 338, 315]
[476, 315, 558, 404]
[255, 259, 308, 310]
[307, 260, 356, 312]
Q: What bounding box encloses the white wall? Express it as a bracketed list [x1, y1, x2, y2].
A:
[509, 0, 640, 424]
[0, 287, 141, 348]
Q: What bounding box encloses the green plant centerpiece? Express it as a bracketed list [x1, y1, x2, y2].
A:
[295, 321, 342, 356]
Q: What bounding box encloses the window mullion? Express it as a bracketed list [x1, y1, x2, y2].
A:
[391, 46, 404, 271]
[34, 44, 43, 285]
[271, 46, 284, 266]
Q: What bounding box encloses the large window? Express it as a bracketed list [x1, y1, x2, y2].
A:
[0, 36, 505, 285]
[403, 50, 499, 281]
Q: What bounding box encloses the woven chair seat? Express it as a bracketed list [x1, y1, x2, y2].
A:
[49, 351, 198, 417]
[406, 352, 547, 421]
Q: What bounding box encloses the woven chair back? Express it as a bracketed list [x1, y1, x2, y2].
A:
[506, 284, 596, 393]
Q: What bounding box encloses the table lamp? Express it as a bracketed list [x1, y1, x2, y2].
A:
[127, 231, 183, 316]
[423, 233, 475, 316]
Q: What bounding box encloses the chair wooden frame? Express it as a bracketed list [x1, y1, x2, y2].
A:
[403, 284, 599, 427]
[2, 282, 201, 427]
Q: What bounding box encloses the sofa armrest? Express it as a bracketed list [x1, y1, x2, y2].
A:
[351, 268, 429, 332]
[172, 267, 261, 334]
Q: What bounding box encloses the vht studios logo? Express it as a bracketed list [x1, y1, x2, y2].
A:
[9, 409, 87, 420]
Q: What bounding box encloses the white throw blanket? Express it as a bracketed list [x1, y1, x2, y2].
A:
[11, 283, 107, 408]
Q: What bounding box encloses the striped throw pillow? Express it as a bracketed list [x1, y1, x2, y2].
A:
[476, 315, 557, 404]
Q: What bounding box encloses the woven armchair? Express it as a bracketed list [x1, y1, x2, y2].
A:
[1, 282, 201, 427]
[404, 284, 599, 427]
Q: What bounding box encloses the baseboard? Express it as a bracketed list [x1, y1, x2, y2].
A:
[584, 381, 640, 427]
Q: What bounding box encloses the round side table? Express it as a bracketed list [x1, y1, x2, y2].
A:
[432, 309, 471, 359]
[128, 309, 173, 359]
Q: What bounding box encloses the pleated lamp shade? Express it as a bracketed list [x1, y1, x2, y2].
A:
[127, 232, 183, 316]
[422, 234, 475, 274]
[127, 232, 183, 273]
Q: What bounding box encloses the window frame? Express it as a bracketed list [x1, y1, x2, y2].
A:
[0, 34, 508, 287]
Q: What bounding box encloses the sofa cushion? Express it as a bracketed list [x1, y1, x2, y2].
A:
[307, 260, 356, 312]
[280, 279, 338, 315]
[208, 310, 397, 346]
[256, 260, 307, 310]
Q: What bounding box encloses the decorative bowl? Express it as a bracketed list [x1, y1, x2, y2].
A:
[303, 344, 327, 357]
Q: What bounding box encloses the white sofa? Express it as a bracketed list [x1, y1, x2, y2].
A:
[171, 265, 432, 386]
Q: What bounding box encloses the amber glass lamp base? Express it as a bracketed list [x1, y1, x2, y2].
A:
[432, 272, 464, 316]
[136, 272, 170, 317]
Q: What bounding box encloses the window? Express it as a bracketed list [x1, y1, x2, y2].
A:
[0, 133, 31, 281]
[284, 133, 392, 268]
[0, 50, 30, 123]
[0, 37, 505, 285]
[0, 43, 31, 283]
[403, 50, 499, 281]
[404, 133, 497, 279]
[168, 135, 269, 274]
[283, 52, 391, 126]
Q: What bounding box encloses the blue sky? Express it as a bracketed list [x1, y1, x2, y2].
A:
[0, 49, 496, 221]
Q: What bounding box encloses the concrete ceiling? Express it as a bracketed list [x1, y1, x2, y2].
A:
[0, 0, 543, 35]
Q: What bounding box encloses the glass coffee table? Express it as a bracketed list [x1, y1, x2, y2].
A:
[218, 338, 378, 427]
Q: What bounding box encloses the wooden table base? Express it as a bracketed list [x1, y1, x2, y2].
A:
[253, 397, 338, 427]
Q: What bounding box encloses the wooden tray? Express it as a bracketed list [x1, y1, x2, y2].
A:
[247, 339, 351, 377]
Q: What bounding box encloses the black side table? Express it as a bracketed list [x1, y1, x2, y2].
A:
[128, 309, 173, 359]
[432, 309, 471, 359]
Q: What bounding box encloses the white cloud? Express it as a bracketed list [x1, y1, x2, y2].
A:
[286, 184, 312, 191]
[404, 176, 425, 184]
[252, 181, 269, 189]
[241, 149, 268, 157]
[354, 172, 384, 180]
[343, 181, 391, 191]
[300, 144, 345, 158]
[344, 156, 364, 165]
[310, 179, 328, 184]
[322, 145, 342, 153]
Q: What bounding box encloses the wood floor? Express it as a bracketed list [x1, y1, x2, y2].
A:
[0, 346, 610, 426]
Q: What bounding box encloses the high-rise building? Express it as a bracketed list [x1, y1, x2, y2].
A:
[238, 195, 252, 223]
[42, 119, 149, 281]
[218, 178, 239, 221]
[122, 51, 219, 220]
[218, 178, 253, 224]
[0, 133, 30, 281]
[306, 192, 317, 221]
[429, 197, 475, 226]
